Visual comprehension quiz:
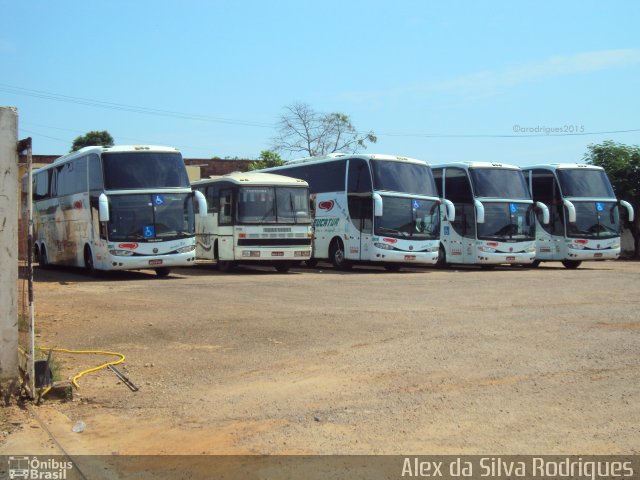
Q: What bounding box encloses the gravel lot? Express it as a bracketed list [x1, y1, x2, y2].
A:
[1, 260, 639, 455]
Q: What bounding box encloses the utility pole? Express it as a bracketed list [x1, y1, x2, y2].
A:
[0, 107, 19, 392]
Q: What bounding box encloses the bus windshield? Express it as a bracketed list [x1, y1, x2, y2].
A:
[469, 168, 531, 199]
[375, 196, 440, 240]
[477, 202, 535, 241]
[103, 152, 190, 189]
[556, 169, 615, 198]
[237, 186, 311, 224]
[107, 193, 194, 241]
[567, 201, 619, 239]
[370, 160, 438, 196]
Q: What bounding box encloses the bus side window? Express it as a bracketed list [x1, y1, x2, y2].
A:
[89, 154, 104, 190]
[206, 185, 219, 214]
[219, 188, 233, 225]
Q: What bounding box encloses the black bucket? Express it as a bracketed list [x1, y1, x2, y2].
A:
[34, 360, 53, 388]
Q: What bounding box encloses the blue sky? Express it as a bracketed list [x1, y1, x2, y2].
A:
[1, 0, 639, 165]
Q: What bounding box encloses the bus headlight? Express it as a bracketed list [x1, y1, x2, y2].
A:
[568, 243, 586, 250]
[610, 242, 620, 249]
[109, 249, 135, 256]
[176, 245, 196, 254]
[425, 245, 439, 253]
[478, 246, 496, 253]
[374, 242, 395, 251]
[526, 245, 537, 253]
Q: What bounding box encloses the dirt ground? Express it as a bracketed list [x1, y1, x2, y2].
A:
[1, 260, 639, 456]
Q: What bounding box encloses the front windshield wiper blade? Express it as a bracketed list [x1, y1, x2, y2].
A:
[378, 227, 407, 237]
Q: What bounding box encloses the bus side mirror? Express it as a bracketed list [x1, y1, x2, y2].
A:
[474, 199, 485, 224]
[98, 193, 110, 222]
[536, 201, 550, 225]
[620, 200, 635, 222]
[194, 190, 208, 218]
[444, 199, 455, 222]
[373, 193, 383, 217]
[563, 199, 576, 223]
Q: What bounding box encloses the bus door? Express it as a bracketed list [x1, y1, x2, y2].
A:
[444, 168, 476, 263]
[530, 169, 564, 260]
[346, 196, 373, 260]
[346, 159, 374, 261]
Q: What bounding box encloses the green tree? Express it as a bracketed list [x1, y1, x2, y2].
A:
[272, 102, 377, 158]
[248, 150, 284, 171]
[584, 140, 640, 257]
[71, 130, 114, 152]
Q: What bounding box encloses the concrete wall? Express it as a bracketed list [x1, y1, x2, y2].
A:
[0, 107, 18, 383]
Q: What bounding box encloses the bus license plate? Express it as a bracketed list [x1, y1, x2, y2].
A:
[404, 255, 416, 261]
[271, 252, 284, 257]
[506, 256, 515, 261]
[594, 253, 603, 258]
[149, 259, 163, 266]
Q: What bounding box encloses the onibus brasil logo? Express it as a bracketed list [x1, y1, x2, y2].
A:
[8, 456, 73, 479]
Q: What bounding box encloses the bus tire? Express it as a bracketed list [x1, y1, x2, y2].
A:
[217, 260, 235, 273]
[305, 258, 318, 268]
[39, 246, 49, 269]
[155, 267, 172, 277]
[33, 244, 40, 264]
[275, 262, 291, 273]
[84, 245, 97, 277]
[562, 260, 582, 269]
[529, 260, 541, 268]
[436, 245, 448, 269]
[330, 238, 351, 271]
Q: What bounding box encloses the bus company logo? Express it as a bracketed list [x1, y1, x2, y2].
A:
[118, 243, 139, 250]
[318, 200, 335, 211]
[8, 456, 74, 479]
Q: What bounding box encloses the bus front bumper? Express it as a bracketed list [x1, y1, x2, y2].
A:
[104, 251, 197, 271]
[235, 247, 312, 261]
[371, 249, 439, 265]
[476, 252, 536, 265]
[565, 247, 620, 261]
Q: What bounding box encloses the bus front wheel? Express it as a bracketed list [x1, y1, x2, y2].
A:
[155, 267, 172, 277]
[436, 245, 448, 269]
[217, 260, 235, 273]
[562, 260, 582, 269]
[330, 239, 351, 271]
[275, 262, 291, 273]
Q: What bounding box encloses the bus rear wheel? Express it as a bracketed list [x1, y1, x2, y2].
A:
[39, 246, 49, 269]
[330, 239, 351, 271]
[155, 267, 172, 277]
[84, 246, 97, 277]
[562, 260, 582, 269]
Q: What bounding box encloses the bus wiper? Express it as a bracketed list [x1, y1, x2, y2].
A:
[378, 227, 406, 236]
[289, 192, 297, 224]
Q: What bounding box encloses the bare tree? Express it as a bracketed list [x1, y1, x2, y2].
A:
[272, 102, 376, 158]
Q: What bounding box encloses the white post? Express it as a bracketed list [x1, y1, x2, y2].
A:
[0, 107, 19, 387]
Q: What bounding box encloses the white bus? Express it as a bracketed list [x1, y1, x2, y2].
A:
[192, 171, 312, 272]
[262, 153, 445, 271]
[432, 162, 549, 268]
[523, 163, 634, 268]
[30, 145, 207, 277]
